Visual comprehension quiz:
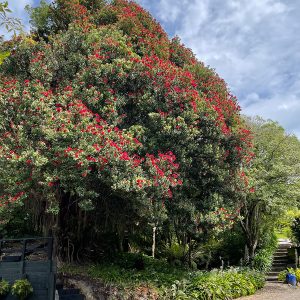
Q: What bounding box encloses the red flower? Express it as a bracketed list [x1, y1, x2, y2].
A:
[120, 152, 130, 161]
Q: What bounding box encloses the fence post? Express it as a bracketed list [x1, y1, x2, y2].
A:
[21, 239, 27, 275]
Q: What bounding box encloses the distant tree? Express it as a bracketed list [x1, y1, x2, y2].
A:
[240, 117, 300, 260]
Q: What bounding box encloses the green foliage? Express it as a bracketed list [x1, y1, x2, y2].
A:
[209, 227, 246, 267]
[277, 267, 300, 282]
[61, 260, 265, 300]
[278, 270, 287, 282]
[25, 0, 52, 38]
[240, 117, 300, 258]
[0, 1, 23, 34]
[163, 268, 265, 300]
[252, 232, 277, 272]
[165, 242, 188, 263]
[0, 205, 36, 238]
[61, 254, 190, 289]
[252, 249, 274, 272]
[0, 50, 9, 64]
[276, 209, 300, 240]
[292, 217, 300, 244]
[11, 279, 33, 300]
[95, 7, 118, 25]
[0, 279, 10, 296]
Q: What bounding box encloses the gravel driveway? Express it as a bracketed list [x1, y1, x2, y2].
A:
[238, 282, 300, 300]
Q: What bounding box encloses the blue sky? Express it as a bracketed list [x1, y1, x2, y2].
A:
[3, 0, 300, 137]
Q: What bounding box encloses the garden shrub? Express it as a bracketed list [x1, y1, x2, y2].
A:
[11, 279, 33, 300]
[252, 248, 274, 272]
[165, 242, 188, 264]
[166, 268, 264, 300]
[278, 267, 300, 282]
[252, 232, 277, 272]
[278, 270, 287, 282]
[0, 279, 10, 297]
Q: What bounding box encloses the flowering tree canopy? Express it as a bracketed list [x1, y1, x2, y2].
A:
[0, 0, 252, 258]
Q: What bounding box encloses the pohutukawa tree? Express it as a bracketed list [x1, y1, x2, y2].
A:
[0, 0, 252, 261]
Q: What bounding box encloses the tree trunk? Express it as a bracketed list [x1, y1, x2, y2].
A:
[248, 239, 258, 260]
[240, 201, 261, 262]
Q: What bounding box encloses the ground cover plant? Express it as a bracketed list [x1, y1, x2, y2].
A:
[61, 256, 264, 300]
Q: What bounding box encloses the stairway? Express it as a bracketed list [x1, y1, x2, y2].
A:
[266, 240, 291, 282]
[55, 280, 85, 300]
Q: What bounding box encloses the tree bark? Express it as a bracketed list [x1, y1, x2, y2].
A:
[240, 201, 261, 261]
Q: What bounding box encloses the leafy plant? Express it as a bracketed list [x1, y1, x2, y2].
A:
[0, 279, 10, 296]
[165, 242, 188, 263]
[278, 267, 300, 282]
[0, 1, 23, 33]
[252, 248, 274, 272]
[11, 279, 33, 300]
[168, 268, 265, 300]
[278, 270, 287, 282]
[62, 262, 264, 300]
[0, 51, 9, 65]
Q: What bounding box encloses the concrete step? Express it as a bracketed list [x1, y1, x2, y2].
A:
[58, 289, 81, 295]
[273, 257, 288, 260]
[273, 258, 288, 263]
[271, 267, 287, 272]
[268, 271, 282, 276]
[266, 275, 279, 281]
[276, 245, 289, 248]
[267, 241, 291, 283]
[272, 265, 288, 269]
[271, 272, 285, 276]
[275, 248, 288, 252]
[273, 255, 288, 259]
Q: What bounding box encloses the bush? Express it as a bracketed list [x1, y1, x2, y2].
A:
[114, 252, 145, 270]
[252, 249, 274, 272]
[0, 279, 10, 296]
[278, 270, 287, 282]
[11, 279, 33, 300]
[165, 268, 265, 300]
[252, 232, 277, 272]
[278, 267, 300, 282]
[165, 243, 188, 264]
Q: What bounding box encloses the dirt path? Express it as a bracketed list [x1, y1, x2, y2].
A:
[238, 282, 300, 300]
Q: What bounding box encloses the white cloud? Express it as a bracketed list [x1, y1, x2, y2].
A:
[138, 0, 300, 137]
